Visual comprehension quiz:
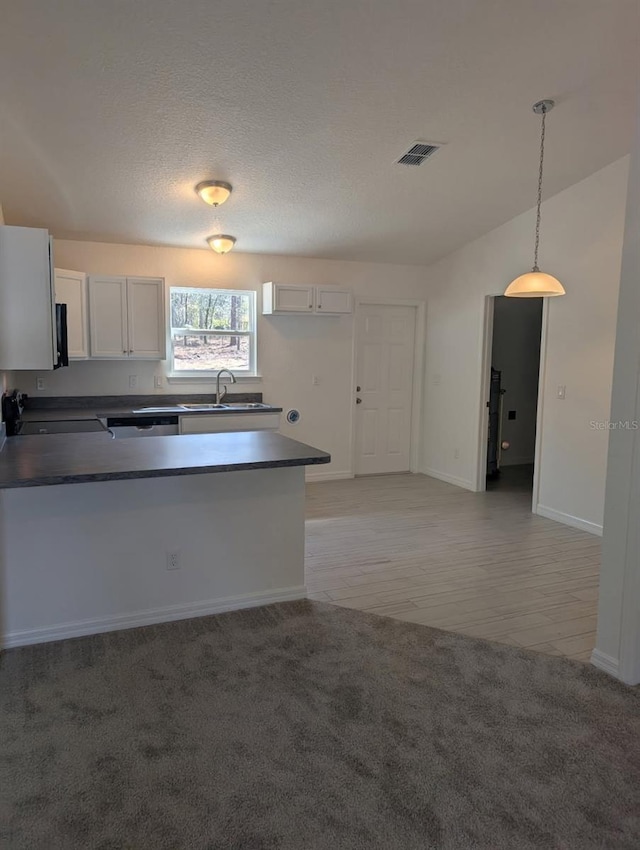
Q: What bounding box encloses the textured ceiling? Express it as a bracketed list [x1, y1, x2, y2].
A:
[0, 0, 638, 265]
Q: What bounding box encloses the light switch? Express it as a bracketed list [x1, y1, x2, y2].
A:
[557, 385, 566, 400]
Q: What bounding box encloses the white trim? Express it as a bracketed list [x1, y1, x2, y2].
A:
[351, 298, 426, 476]
[531, 298, 550, 513]
[590, 649, 620, 678]
[474, 295, 495, 492]
[535, 504, 603, 536]
[424, 467, 476, 491]
[166, 374, 263, 384]
[305, 470, 354, 483]
[2, 585, 307, 649]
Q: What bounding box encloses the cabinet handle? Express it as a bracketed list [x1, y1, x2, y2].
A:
[123, 350, 127, 354]
[129, 349, 133, 354]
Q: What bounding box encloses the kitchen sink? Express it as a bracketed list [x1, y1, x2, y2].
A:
[179, 403, 228, 410]
[224, 403, 271, 409]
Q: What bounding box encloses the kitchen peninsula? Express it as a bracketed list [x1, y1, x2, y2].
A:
[0, 429, 330, 647]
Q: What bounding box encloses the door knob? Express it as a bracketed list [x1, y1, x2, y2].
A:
[356, 398, 362, 404]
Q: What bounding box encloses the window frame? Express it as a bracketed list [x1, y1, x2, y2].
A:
[168, 286, 258, 377]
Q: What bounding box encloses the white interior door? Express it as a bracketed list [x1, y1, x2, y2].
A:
[355, 304, 416, 475]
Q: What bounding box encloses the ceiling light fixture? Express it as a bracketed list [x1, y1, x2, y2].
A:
[207, 234, 236, 254]
[196, 180, 233, 207]
[504, 100, 566, 298]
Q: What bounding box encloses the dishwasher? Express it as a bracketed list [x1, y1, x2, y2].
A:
[105, 415, 180, 438]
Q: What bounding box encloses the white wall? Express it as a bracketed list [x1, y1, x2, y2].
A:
[423, 157, 629, 531]
[11, 241, 428, 479]
[491, 296, 542, 466]
[594, 107, 640, 682]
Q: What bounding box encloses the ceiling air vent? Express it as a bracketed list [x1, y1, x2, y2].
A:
[396, 142, 440, 166]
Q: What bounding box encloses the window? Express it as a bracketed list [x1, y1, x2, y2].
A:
[170, 287, 256, 375]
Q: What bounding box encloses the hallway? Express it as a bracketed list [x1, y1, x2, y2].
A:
[306, 473, 600, 662]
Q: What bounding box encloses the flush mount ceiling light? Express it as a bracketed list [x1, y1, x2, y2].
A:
[196, 180, 233, 207]
[207, 234, 236, 254]
[504, 100, 566, 298]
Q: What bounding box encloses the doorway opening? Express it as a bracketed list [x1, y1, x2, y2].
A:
[353, 301, 423, 476]
[484, 295, 544, 497]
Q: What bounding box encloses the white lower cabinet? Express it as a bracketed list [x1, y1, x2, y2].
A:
[54, 269, 89, 359]
[180, 413, 281, 435]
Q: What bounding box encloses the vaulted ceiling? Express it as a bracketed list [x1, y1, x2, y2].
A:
[0, 0, 637, 264]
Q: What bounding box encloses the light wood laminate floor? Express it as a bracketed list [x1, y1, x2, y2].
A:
[305, 470, 600, 662]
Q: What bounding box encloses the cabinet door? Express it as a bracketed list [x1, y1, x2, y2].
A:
[316, 287, 352, 314]
[0, 225, 55, 370]
[55, 269, 88, 358]
[88, 276, 129, 358]
[127, 277, 166, 359]
[180, 413, 281, 434]
[275, 284, 314, 312]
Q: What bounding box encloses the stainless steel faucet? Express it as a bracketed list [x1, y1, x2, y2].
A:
[216, 369, 236, 405]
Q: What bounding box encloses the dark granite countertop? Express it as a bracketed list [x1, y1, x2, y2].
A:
[20, 393, 281, 422]
[21, 405, 283, 422]
[0, 430, 330, 489]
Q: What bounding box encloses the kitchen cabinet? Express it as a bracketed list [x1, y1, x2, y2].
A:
[262, 281, 352, 315]
[179, 413, 281, 435]
[262, 282, 315, 314]
[54, 269, 89, 359]
[315, 286, 353, 314]
[0, 225, 57, 370]
[89, 275, 165, 359]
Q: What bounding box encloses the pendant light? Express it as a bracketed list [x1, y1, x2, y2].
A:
[504, 100, 566, 298]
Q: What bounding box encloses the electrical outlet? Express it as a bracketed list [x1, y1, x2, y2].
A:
[557, 385, 566, 400]
[454, 447, 460, 459]
[312, 375, 320, 386]
[36, 376, 45, 391]
[154, 376, 163, 389]
[166, 551, 181, 571]
[129, 375, 138, 389]
[433, 374, 442, 386]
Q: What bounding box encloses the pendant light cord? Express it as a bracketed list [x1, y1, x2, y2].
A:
[533, 106, 547, 272]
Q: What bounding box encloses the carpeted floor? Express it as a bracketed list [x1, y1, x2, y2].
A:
[1, 601, 639, 849]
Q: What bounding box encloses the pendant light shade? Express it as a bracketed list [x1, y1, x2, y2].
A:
[207, 234, 236, 254]
[504, 99, 566, 298]
[504, 271, 565, 298]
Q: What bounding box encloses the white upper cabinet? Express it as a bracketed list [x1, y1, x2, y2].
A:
[89, 276, 165, 359]
[126, 277, 166, 358]
[315, 286, 353, 314]
[54, 269, 89, 359]
[0, 225, 57, 370]
[262, 281, 352, 315]
[89, 276, 129, 358]
[263, 282, 315, 314]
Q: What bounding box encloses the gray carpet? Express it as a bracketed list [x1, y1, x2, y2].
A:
[1, 600, 639, 850]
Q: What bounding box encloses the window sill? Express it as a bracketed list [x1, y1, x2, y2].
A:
[166, 374, 263, 384]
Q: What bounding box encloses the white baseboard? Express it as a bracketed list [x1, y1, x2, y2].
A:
[2, 585, 307, 649]
[590, 648, 620, 678]
[535, 504, 603, 536]
[423, 467, 476, 492]
[305, 470, 354, 483]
